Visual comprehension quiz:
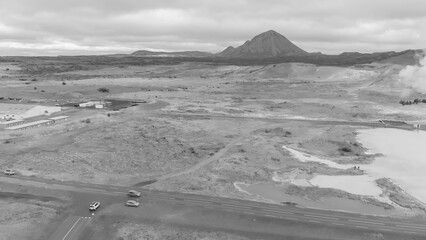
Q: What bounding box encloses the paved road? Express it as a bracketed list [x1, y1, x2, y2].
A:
[155, 112, 417, 129]
[1, 175, 426, 238]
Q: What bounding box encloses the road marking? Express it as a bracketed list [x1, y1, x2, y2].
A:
[259, 208, 294, 214]
[219, 203, 252, 209]
[264, 214, 276, 218]
[304, 214, 338, 220]
[308, 220, 320, 223]
[81, 187, 107, 192]
[404, 231, 417, 234]
[62, 217, 81, 240]
[331, 223, 344, 226]
[379, 228, 392, 232]
[113, 191, 124, 194]
[203, 206, 215, 209]
[396, 224, 426, 230]
[348, 219, 384, 225]
[355, 225, 368, 229]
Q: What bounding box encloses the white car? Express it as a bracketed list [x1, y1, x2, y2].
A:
[4, 169, 15, 175]
[128, 190, 141, 197]
[89, 201, 100, 211]
[125, 200, 140, 207]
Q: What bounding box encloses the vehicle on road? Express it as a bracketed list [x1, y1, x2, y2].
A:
[128, 190, 141, 197]
[125, 200, 140, 207]
[4, 169, 15, 175]
[89, 201, 100, 211]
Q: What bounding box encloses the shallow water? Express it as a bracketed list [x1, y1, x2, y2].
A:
[309, 175, 382, 196]
[357, 128, 426, 204]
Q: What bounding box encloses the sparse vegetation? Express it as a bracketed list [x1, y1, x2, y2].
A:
[97, 87, 109, 93]
[399, 98, 426, 105]
[338, 146, 352, 153]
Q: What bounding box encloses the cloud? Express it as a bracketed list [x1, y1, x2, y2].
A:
[0, 0, 425, 55]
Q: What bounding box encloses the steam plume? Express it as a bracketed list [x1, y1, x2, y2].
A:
[399, 50, 426, 94]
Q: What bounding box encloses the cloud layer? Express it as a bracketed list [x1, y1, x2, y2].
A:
[0, 0, 425, 55]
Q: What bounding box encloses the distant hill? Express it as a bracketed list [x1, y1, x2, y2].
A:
[131, 50, 212, 57]
[219, 30, 308, 58]
[378, 49, 425, 65]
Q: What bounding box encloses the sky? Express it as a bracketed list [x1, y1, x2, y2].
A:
[0, 0, 425, 56]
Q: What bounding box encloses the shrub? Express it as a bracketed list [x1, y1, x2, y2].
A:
[62, 82, 66, 85]
[97, 87, 109, 93]
[339, 147, 352, 153]
[85, 118, 91, 124]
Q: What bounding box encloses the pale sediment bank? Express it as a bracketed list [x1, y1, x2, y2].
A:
[234, 128, 426, 215]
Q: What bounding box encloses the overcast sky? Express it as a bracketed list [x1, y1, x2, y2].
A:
[0, 0, 425, 56]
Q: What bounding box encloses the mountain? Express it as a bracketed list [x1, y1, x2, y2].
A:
[131, 50, 212, 57]
[219, 30, 308, 58]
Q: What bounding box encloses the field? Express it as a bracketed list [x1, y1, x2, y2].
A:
[1, 54, 426, 239]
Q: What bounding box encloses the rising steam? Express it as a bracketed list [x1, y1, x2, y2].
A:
[399, 50, 426, 94]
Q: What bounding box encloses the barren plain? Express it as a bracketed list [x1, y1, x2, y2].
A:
[1, 55, 426, 239]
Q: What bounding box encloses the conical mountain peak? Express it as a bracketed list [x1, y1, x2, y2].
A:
[220, 30, 307, 57]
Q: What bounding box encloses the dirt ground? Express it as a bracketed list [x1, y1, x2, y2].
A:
[1, 57, 426, 237]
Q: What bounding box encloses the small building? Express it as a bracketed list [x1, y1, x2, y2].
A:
[79, 101, 104, 108]
[48, 116, 68, 123]
[95, 104, 104, 109]
[79, 102, 95, 107]
[6, 119, 54, 130]
[0, 119, 25, 128]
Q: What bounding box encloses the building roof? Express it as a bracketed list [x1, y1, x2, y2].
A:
[0, 119, 25, 125]
[49, 116, 68, 120]
[6, 119, 53, 130]
[0, 103, 34, 115]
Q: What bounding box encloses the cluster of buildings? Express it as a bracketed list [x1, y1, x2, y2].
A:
[0, 103, 68, 131]
[78, 100, 111, 109]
